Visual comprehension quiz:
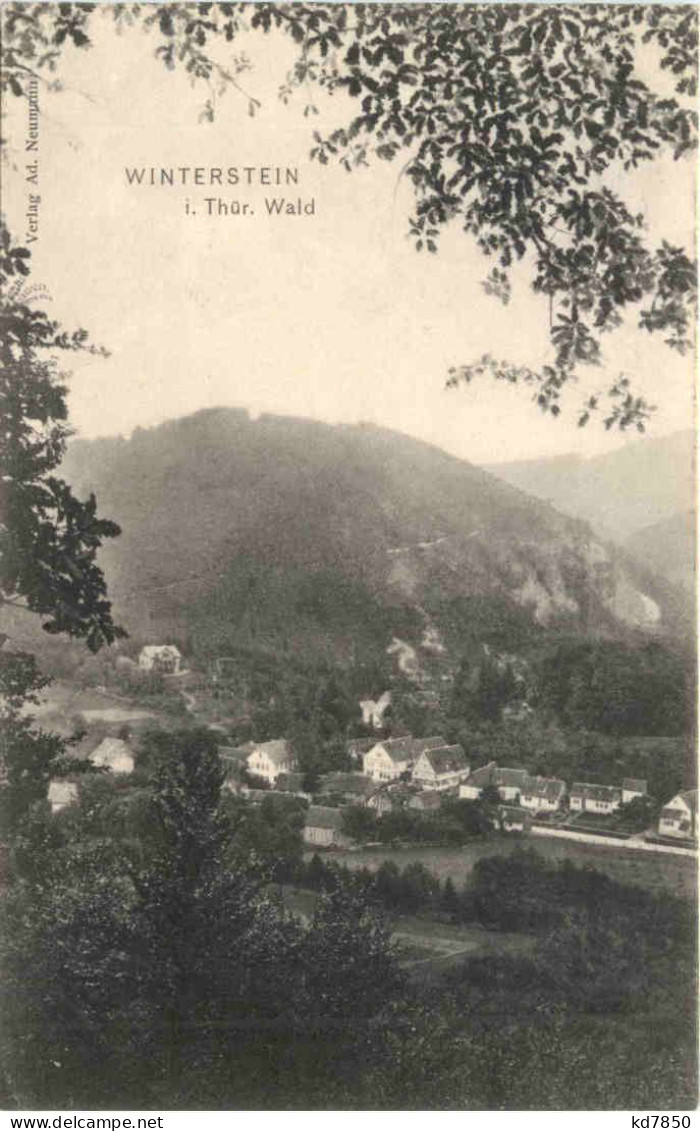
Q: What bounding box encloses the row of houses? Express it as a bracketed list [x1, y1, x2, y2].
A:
[47, 728, 697, 848]
[225, 735, 699, 840]
[457, 762, 649, 813]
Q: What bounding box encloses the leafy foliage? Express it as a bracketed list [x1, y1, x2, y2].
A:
[2, 4, 696, 428]
[0, 652, 65, 836]
[0, 726, 405, 1108]
[1, 225, 124, 650]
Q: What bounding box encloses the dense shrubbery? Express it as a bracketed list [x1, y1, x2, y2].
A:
[341, 797, 494, 847]
[2, 719, 696, 1110]
[0, 729, 405, 1109]
[298, 846, 692, 945]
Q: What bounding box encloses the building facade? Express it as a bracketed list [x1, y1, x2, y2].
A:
[519, 776, 566, 813]
[246, 739, 296, 785]
[569, 783, 622, 814]
[363, 735, 445, 783]
[658, 790, 697, 840]
[412, 743, 470, 791]
[303, 806, 351, 848]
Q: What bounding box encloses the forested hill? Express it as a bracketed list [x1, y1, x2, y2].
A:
[60, 408, 688, 662]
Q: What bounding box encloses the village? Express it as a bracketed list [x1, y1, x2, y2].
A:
[46, 641, 698, 860]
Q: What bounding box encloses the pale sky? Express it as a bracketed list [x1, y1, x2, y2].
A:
[4, 10, 696, 465]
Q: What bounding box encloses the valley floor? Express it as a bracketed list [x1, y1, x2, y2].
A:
[319, 836, 697, 900]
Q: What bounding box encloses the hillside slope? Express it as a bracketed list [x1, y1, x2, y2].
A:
[59, 409, 688, 664]
[487, 430, 695, 546]
[625, 510, 696, 595]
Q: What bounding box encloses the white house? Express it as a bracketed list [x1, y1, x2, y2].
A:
[246, 739, 296, 786]
[519, 776, 566, 813]
[658, 790, 697, 840]
[495, 805, 532, 833]
[569, 782, 622, 814]
[303, 806, 351, 849]
[622, 778, 648, 805]
[138, 644, 182, 674]
[459, 763, 529, 802]
[359, 691, 392, 729]
[90, 737, 135, 775]
[412, 744, 470, 791]
[48, 780, 79, 813]
[363, 735, 445, 783]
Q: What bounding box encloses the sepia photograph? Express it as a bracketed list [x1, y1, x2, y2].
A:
[0, 0, 697, 1113]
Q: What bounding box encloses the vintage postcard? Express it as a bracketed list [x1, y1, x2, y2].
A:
[1, 0, 697, 1115]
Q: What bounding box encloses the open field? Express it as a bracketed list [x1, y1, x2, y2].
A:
[27, 680, 170, 736]
[324, 836, 697, 901]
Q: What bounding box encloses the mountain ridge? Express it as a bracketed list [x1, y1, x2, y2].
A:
[486, 429, 695, 545]
[58, 408, 690, 665]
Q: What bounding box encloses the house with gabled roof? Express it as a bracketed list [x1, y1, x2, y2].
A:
[413, 743, 470, 791]
[658, 790, 697, 840]
[317, 772, 375, 803]
[246, 739, 296, 786]
[458, 761, 496, 800]
[303, 806, 351, 849]
[458, 762, 529, 802]
[519, 775, 566, 813]
[494, 767, 530, 800]
[363, 735, 446, 783]
[570, 782, 622, 814]
[495, 805, 532, 833]
[622, 778, 648, 805]
[89, 737, 135, 775]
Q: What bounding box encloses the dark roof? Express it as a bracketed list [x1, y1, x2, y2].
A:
[494, 767, 530, 789]
[498, 805, 530, 823]
[662, 790, 697, 813]
[413, 735, 447, 755]
[622, 778, 648, 794]
[218, 745, 253, 764]
[370, 737, 414, 763]
[521, 775, 565, 801]
[370, 735, 446, 764]
[417, 744, 469, 775]
[244, 788, 274, 802]
[409, 790, 442, 810]
[463, 761, 498, 788]
[243, 788, 301, 804]
[346, 738, 377, 755]
[319, 773, 374, 797]
[275, 772, 307, 793]
[305, 805, 344, 831]
[571, 782, 622, 802]
[248, 739, 291, 766]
